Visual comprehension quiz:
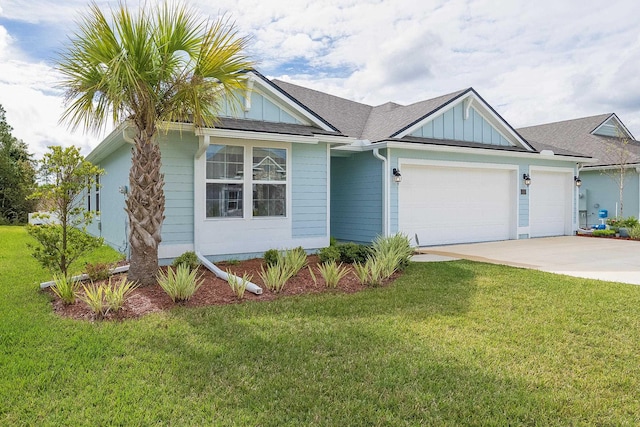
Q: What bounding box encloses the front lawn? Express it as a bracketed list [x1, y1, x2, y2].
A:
[1, 225, 640, 425]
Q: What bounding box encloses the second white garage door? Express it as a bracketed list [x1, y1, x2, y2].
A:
[529, 169, 572, 237]
[399, 163, 517, 246]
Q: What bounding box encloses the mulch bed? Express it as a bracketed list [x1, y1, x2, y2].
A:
[46, 255, 399, 321]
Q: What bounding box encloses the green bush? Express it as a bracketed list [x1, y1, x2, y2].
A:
[372, 233, 413, 271]
[104, 278, 138, 312]
[592, 229, 616, 237]
[628, 225, 640, 240]
[259, 263, 289, 293]
[606, 216, 639, 228]
[227, 271, 252, 299]
[281, 247, 307, 278]
[263, 249, 280, 266]
[338, 242, 370, 264]
[51, 274, 80, 304]
[157, 264, 204, 302]
[85, 262, 111, 281]
[317, 261, 349, 288]
[172, 251, 200, 271]
[318, 245, 340, 264]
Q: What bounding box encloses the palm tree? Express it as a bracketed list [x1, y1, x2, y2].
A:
[57, 2, 253, 285]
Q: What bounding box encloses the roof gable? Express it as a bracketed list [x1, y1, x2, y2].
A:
[591, 113, 634, 139]
[395, 89, 534, 150]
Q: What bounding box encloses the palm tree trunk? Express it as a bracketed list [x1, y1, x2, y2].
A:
[125, 131, 165, 285]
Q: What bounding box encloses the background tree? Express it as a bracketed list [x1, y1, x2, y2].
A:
[57, 2, 253, 285]
[601, 124, 635, 218]
[28, 145, 104, 276]
[0, 105, 37, 224]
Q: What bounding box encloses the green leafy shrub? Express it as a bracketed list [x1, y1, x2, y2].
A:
[318, 245, 340, 264]
[259, 263, 289, 293]
[592, 229, 617, 237]
[329, 236, 338, 247]
[171, 251, 200, 271]
[157, 264, 204, 302]
[79, 283, 108, 318]
[227, 271, 252, 299]
[281, 247, 307, 278]
[338, 242, 370, 264]
[628, 225, 640, 240]
[264, 249, 280, 266]
[85, 262, 111, 281]
[372, 233, 413, 271]
[51, 274, 80, 304]
[606, 216, 639, 228]
[317, 261, 349, 288]
[104, 278, 138, 312]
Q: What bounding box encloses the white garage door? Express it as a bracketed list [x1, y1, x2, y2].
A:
[399, 164, 517, 246]
[530, 170, 572, 237]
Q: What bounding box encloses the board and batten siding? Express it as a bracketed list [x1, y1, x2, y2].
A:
[579, 169, 640, 227]
[331, 152, 383, 243]
[219, 90, 302, 124]
[291, 143, 328, 238]
[410, 105, 511, 146]
[389, 148, 579, 238]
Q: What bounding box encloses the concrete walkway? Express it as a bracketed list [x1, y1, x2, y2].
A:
[415, 236, 640, 285]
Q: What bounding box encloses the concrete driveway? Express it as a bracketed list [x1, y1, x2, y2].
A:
[415, 236, 640, 285]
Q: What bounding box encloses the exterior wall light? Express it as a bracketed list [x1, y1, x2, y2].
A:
[392, 168, 402, 183]
[522, 173, 531, 186]
[574, 176, 582, 187]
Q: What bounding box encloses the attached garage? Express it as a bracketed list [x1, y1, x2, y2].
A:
[398, 161, 518, 246]
[529, 168, 573, 237]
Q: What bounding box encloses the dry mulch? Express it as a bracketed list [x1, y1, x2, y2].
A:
[48, 255, 398, 321]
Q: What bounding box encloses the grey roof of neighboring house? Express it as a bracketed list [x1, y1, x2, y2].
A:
[272, 79, 468, 142]
[517, 114, 640, 166]
[216, 117, 343, 137]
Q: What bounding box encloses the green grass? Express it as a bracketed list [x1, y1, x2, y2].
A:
[2, 225, 640, 425]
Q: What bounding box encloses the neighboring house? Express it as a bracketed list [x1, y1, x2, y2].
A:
[518, 114, 640, 228]
[86, 69, 590, 263]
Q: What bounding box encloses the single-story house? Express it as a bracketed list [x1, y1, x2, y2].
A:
[86, 70, 591, 262]
[518, 114, 640, 227]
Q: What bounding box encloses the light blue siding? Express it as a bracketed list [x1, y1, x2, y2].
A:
[291, 143, 328, 237]
[221, 91, 303, 124]
[579, 169, 640, 227]
[158, 135, 197, 245]
[331, 152, 383, 243]
[88, 144, 132, 253]
[411, 106, 510, 146]
[518, 165, 529, 227]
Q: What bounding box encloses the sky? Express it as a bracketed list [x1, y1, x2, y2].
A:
[1, 0, 640, 158]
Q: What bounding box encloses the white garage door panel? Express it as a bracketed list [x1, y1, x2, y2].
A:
[530, 170, 571, 237]
[400, 165, 516, 246]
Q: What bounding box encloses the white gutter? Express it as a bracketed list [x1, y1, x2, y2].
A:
[195, 251, 263, 295]
[40, 265, 130, 289]
[373, 148, 389, 237]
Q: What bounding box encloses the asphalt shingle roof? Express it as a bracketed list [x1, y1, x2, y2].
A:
[517, 114, 640, 166]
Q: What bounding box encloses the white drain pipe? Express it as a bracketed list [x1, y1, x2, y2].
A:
[40, 265, 130, 289]
[196, 251, 263, 295]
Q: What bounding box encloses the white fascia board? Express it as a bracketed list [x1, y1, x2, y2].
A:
[248, 71, 336, 133]
[86, 121, 130, 163]
[397, 91, 534, 151]
[582, 163, 640, 171]
[371, 141, 595, 163]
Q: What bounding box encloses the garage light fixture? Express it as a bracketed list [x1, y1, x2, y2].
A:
[392, 168, 402, 183]
[574, 176, 582, 187]
[522, 173, 531, 186]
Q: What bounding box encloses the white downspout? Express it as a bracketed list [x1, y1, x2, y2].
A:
[193, 133, 262, 295]
[373, 148, 389, 237]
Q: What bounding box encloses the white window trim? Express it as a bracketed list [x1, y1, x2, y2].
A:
[204, 141, 291, 221]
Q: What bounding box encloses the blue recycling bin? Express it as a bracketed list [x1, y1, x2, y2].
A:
[598, 209, 608, 219]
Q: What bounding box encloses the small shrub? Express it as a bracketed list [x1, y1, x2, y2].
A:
[171, 251, 200, 271]
[264, 249, 281, 266]
[227, 271, 252, 299]
[157, 264, 204, 302]
[308, 265, 317, 285]
[103, 278, 138, 312]
[628, 225, 640, 240]
[338, 242, 370, 264]
[352, 262, 369, 285]
[365, 256, 386, 287]
[85, 262, 111, 281]
[79, 283, 108, 318]
[51, 274, 79, 304]
[317, 261, 349, 288]
[329, 236, 338, 247]
[259, 263, 289, 293]
[318, 245, 340, 264]
[622, 216, 639, 228]
[372, 233, 413, 271]
[593, 229, 617, 237]
[281, 247, 307, 278]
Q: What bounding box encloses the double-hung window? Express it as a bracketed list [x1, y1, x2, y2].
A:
[205, 144, 287, 219]
[206, 144, 244, 218]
